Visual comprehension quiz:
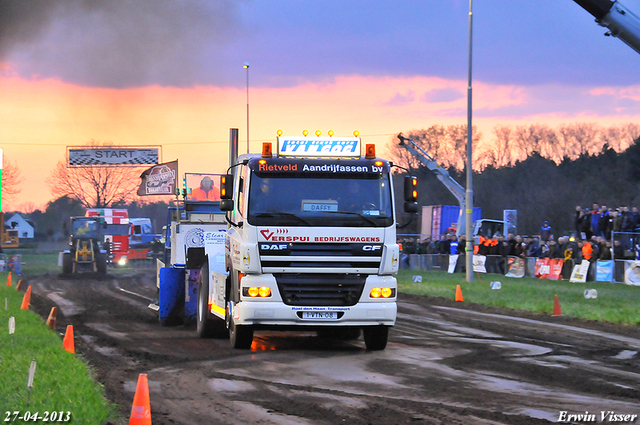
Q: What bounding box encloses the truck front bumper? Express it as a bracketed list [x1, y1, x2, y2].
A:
[232, 301, 396, 327]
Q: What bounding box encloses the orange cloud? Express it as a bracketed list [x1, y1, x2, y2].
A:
[1, 73, 637, 211]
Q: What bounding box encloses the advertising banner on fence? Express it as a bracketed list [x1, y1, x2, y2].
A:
[505, 256, 525, 278]
[448, 254, 459, 273]
[624, 261, 640, 286]
[596, 260, 614, 282]
[570, 260, 590, 283]
[473, 255, 487, 273]
[535, 258, 563, 280]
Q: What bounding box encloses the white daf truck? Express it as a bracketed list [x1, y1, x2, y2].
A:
[196, 133, 417, 350]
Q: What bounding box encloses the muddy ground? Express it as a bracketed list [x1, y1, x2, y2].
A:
[24, 271, 640, 425]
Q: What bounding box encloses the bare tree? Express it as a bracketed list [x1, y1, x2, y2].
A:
[558, 123, 601, 159]
[601, 123, 640, 152]
[387, 125, 483, 173]
[2, 160, 24, 203]
[489, 125, 514, 167]
[47, 141, 142, 208]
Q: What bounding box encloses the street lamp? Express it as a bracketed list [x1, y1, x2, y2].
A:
[465, 0, 474, 283]
[243, 62, 250, 154]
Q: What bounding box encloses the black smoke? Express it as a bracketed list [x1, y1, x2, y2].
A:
[0, 0, 242, 88]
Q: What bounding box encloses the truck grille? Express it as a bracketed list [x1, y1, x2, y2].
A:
[259, 242, 382, 274]
[273, 273, 367, 306]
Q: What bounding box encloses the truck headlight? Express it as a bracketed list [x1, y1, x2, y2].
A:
[370, 287, 395, 298]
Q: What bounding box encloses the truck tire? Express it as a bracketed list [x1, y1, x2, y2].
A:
[363, 326, 389, 351]
[197, 263, 226, 338]
[62, 253, 73, 275]
[96, 254, 107, 275]
[229, 316, 253, 349]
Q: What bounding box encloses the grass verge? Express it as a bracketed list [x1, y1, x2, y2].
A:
[0, 273, 118, 424]
[398, 269, 640, 326]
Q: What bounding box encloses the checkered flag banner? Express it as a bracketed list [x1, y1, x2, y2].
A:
[68, 147, 159, 166]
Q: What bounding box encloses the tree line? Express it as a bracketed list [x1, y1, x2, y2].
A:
[388, 123, 640, 237]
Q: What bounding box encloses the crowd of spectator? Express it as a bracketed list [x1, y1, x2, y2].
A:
[400, 202, 640, 264]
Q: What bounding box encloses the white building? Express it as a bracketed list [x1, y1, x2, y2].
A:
[4, 213, 35, 240]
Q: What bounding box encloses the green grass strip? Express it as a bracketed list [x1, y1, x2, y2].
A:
[0, 276, 118, 424]
[398, 269, 640, 326]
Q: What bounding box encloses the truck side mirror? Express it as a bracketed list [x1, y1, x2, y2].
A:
[404, 201, 418, 213]
[220, 200, 234, 211]
[220, 174, 233, 199]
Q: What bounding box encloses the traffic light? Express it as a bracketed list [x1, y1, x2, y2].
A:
[404, 176, 418, 213]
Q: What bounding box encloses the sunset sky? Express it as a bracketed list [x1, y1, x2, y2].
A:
[1, 0, 640, 211]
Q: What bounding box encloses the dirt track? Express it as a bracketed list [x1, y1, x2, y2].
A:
[25, 270, 640, 425]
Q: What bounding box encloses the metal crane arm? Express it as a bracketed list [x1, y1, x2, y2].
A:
[574, 0, 640, 55]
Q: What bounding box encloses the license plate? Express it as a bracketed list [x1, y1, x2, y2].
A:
[302, 311, 337, 319]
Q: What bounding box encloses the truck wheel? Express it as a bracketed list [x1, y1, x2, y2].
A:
[62, 253, 73, 275]
[229, 316, 253, 349]
[197, 263, 226, 338]
[363, 326, 389, 351]
[96, 254, 107, 275]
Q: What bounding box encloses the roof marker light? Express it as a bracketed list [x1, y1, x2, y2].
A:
[315, 130, 321, 136]
[303, 130, 309, 137]
[353, 130, 360, 137]
[328, 130, 334, 137]
[277, 129, 283, 137]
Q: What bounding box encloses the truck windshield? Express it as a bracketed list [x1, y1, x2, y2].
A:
[248, 175, 393, 227]
[72, 219, 100, 238]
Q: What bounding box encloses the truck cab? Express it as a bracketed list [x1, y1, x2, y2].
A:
[202, 135, 405, 350]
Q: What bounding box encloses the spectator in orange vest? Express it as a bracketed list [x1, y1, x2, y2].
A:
[191, 176, 220, 201]
[582, 239, 593, 260]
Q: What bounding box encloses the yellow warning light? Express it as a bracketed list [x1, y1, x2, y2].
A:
[353, 130, 360, 137]
[259, 159, 267, 165]
[303, 130, 309, 137]
[328, 130, 334, 137]
[374, 160, 383, 167]
[248, 287, 259, 297]
[259, 287, 271, 297]
[370, 288, 382, 298]
[315, 130, 321, 136]
[277, 129, 283, 137]
[381, 288, 393, 298]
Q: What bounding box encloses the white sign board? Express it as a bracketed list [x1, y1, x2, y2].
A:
[277, 137, 361, 157]
[68, 147, 159, 166]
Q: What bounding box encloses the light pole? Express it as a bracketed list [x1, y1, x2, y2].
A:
[243, 62, 250, 154]
[465, 0, 474, 283]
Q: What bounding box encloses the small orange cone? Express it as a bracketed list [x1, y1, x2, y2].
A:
[455, 284, 464, 302]
[20, 285, 32, 310]
[15, 280, 23, 291]
[6, 271, 11, 286]
[129, 374, 152, 425]
[46, 307, 58, 330]
[62, 325, 75, 354]
[552, 294, 562, 316]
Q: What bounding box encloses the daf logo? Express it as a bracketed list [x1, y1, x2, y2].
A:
[362, 245, 382, 252]
[260, 244, 289, 251]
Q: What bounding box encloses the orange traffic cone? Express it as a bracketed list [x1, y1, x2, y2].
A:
[20, 285, 32, 310]
[552, 294, 562, 316]
[46, 307, 58, 330]
[62, 325, 75, 354]
[6, 271, 11, 286]
[129, 374, 152, 425]
[15, 280, 23, 291]
[455, 284, 464, 302]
